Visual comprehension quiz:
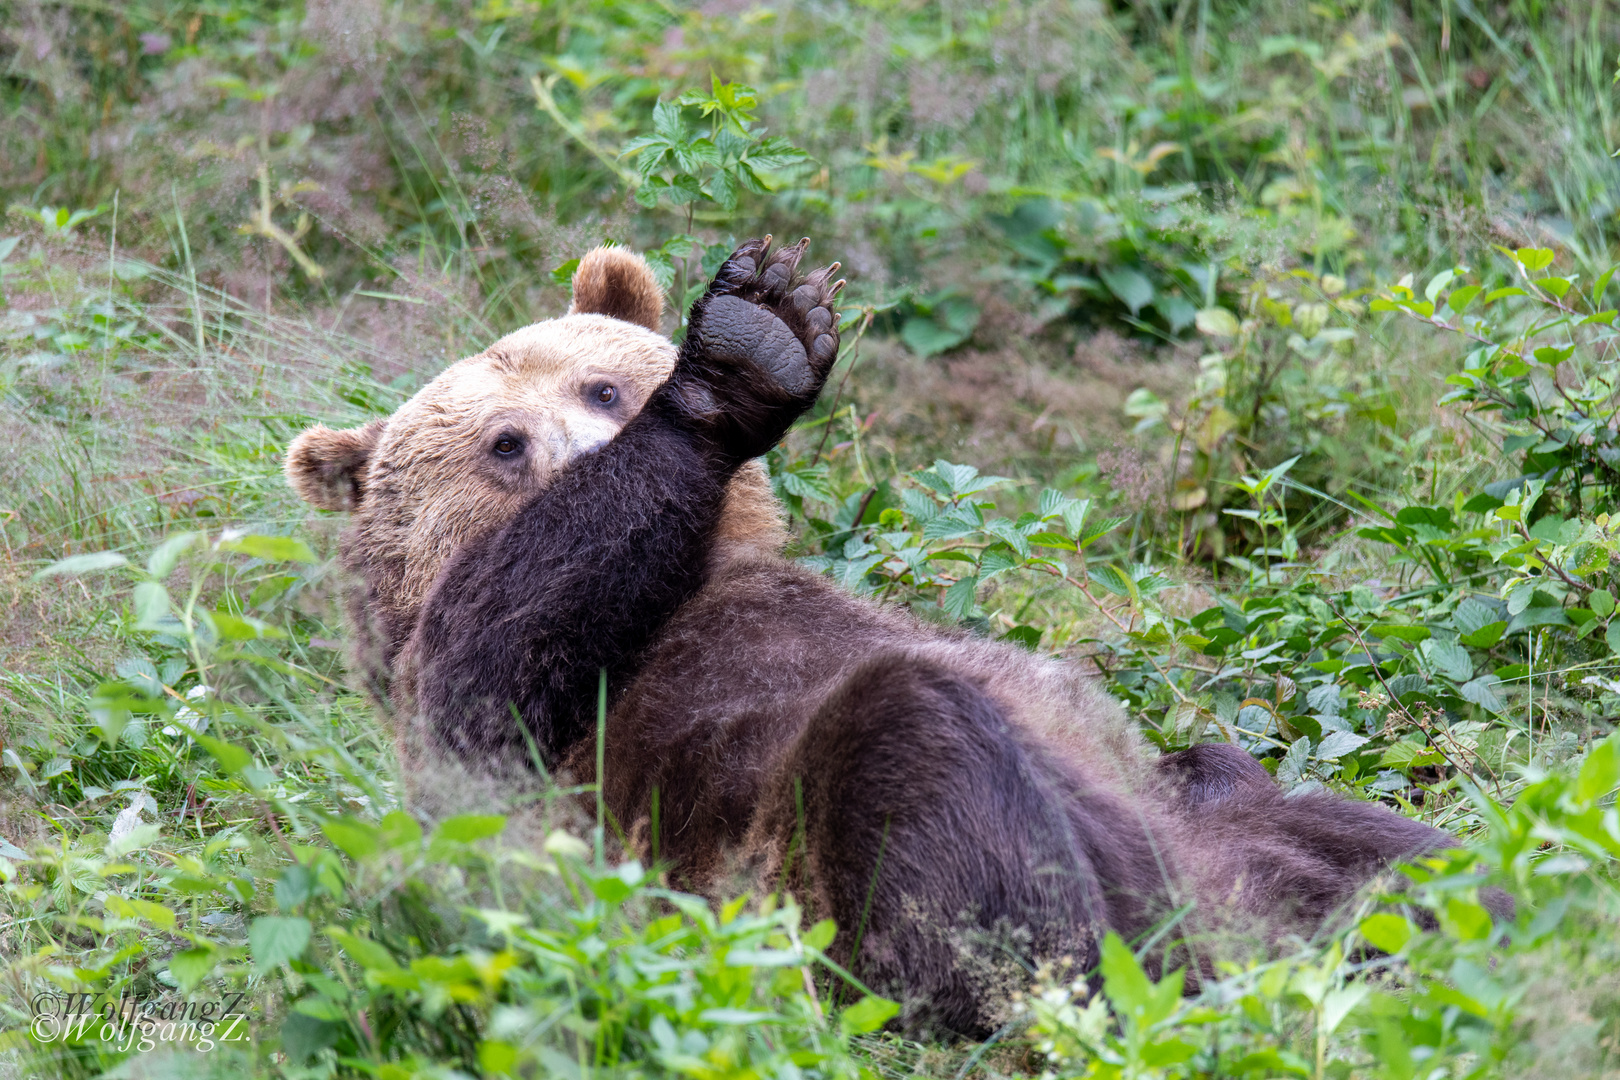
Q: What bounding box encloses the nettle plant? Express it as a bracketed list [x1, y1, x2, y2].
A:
[1021, 736, 1620, 1080]
[618, 78, 811, 318]
[12, 535, 900, 1077]
[1124, 262, 1394, 565]
[1367, 248, 1620, 685]
[788, 459, 1136, 646]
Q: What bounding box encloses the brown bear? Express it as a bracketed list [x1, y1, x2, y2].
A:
[287, 238, 1457, 1035]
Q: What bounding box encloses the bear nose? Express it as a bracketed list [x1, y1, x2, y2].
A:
[556, 418, 613, 461]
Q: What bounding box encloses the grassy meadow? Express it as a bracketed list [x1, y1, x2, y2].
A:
[4, 0, 1620, 1076]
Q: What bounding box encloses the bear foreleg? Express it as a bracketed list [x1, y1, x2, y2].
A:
[405, 238, 842, 766]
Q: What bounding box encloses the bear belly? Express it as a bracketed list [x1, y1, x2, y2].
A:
[580, 555, 1169, 905]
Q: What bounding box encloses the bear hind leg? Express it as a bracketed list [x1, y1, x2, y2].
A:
[749, 654, 1107, 1037]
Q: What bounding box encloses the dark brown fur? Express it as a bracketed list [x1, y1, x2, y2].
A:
[563, 556, 1461, 1032]
[291, 239, 1482, 1037]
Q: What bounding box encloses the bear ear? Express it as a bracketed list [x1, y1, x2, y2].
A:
[568, 246, 665, 333]
[285, 419, 386, 511]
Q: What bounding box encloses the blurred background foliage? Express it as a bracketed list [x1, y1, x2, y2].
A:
[5, 1, 1620, 1077]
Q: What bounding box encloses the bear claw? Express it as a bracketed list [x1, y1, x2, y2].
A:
[675, 236, 845, 459]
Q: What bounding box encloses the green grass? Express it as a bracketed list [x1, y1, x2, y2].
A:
[3, 0, 1620, 1077]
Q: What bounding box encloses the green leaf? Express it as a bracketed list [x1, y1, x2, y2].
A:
[1591, 589, 1615, 618]
[327, 927, 402, 972]
[105, 895, 177, 930]
[1607, 619, 1620, 655]
[803, 918, 837, 952]
[380, 810, 423, 850]
[1026, 532, 1077, 551]
[700, 1008, 780, 1025]
[900, 316, 962, 357]
[1460, 675, 1507, 715]
[1441, 899, 1493, 941]
[941, 575, 980, 619]
[219, 534, 317, 563]
[1359, 912, 1415, 954]
[147, 532, 199, 579]
[1316, 731, 1369, 760]
[1195, 306, 1240, 336]
[250, 915, 312, 973]
[1087, 564, 1133, 598]
[195, 734, 251, 775]
[133, 582, 171, 630]
[1577, 733, 1620, 804]
[168, 947, 216, 990]
[1446, 285, 1482, 312]
[1381, 738, 1441, 768]
[1507, 605, 1571, 634]
[840, 995, 900, 1034]
[32, 551, 128, 579]
[1367, 623, 1431, 643]
[1278, 736, 1312, 785]
[1459, 621, 1507, 648]
[550, 257, 581, 285]
[1421, 639, 1474, 682]
[1424, 268, 1456, 302]
[208, 611, 285, 641]
[1081, 515, 1128, 549]
[432, 814, 507, 844]
[1515, 247, 1555, 272]
[322, 818, 382, 861]
[1100, 266, 1154, 315]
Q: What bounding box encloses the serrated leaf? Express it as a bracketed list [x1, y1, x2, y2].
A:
[983, 518, 1030, 558]
[1367, 622, 1431, 642]
[1315, 731, 1370, 760]
[1459, 676, 1507, 715]
[1459, 621, 1507, 648]
[941, 575, 980, 619]
[251, 916, 311, 973]
[1081, 515, 1128, 549]
[1421, 639, 1474, 683]
[1277, 736, 1313, 786]
[1087, 564, 1132, 597]
[1026, 532, 1077, 550]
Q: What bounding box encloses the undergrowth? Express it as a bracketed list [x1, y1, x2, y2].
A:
[3, 1, 1620, 1077]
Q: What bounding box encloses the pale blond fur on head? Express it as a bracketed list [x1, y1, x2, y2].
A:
[287, 305, 786, 636]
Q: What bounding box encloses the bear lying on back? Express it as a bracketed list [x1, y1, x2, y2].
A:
[288, 238, 1460, 1035]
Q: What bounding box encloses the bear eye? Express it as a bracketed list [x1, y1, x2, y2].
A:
[491, 435, 523, 457]
[593, 384, 617, 405]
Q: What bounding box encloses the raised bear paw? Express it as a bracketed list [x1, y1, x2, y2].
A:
[665, 236, 844, 462]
